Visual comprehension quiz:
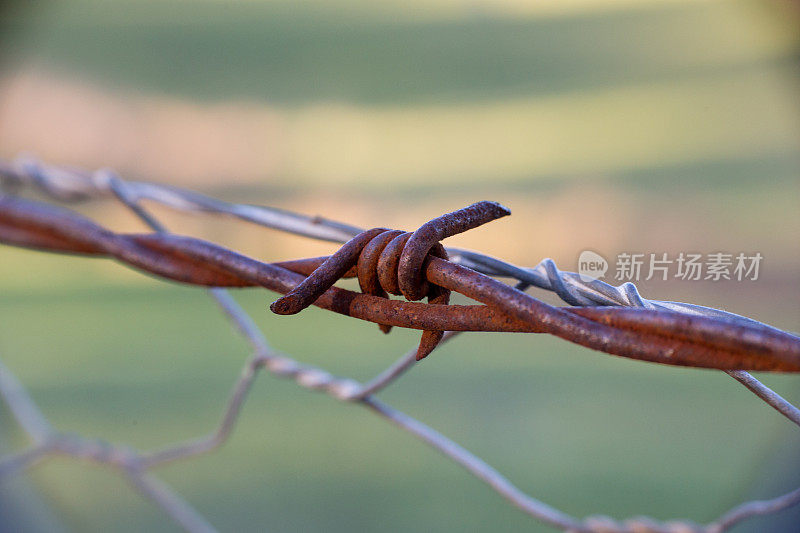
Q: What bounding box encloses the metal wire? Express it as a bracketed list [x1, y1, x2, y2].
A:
[0, 156, 783, 333]
[1, 156, 799, 533]
[4, 194, 798, 371]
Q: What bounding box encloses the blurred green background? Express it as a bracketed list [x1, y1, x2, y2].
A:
[1, 0, 799, 531]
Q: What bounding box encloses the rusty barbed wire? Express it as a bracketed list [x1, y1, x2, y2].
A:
[6, 157, 800, 420]
[3, 194, 799, 372]
[0, 156, 784, 324]
[1, 157, 799, 533]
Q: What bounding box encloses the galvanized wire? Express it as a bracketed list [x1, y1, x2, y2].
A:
[1, 156, 799, 533]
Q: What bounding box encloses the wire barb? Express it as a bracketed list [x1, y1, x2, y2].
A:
[271, 201, 510, 360]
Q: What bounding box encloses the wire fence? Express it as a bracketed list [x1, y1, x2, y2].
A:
[1, 155, 799, 532]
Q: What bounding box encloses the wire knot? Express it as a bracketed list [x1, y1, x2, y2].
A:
[270, 201, 511, 360]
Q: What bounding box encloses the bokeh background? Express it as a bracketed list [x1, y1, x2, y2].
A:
[1, 0, 799, 531]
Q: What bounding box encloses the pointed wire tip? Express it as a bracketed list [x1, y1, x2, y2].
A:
[490, 201, 511, 216]
[415, 344, 439, 361]
[477, 200, 511, 217]
[270, 295, 302, 315]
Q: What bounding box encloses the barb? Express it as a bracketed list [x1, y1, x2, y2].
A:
[272, 201, 510, 359]
[1, 156, 799, 533]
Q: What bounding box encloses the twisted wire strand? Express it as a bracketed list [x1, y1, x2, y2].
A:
[0, 156, 361, 242]
[452, 251, 785, 331]
[1, 156, 799, 533]
[2, 157, 799, 415]
[4, 193, 799, 371]
[0, 155, 787, 336]
[4, 339, 798, 533]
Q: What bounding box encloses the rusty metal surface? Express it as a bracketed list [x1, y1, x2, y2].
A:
[1, 157, 800, 533]
[272, 201, 510, 359]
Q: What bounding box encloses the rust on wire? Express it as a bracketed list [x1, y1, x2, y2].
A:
[272, 201, 509, 359]
[2, 194, 800, 371]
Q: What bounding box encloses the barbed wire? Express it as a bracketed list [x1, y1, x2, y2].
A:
[1, 156, 799, 532]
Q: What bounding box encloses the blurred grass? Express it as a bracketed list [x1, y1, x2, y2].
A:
[1, 0, 799, 189]
[1, 0, 800, 531]
[4, 0, 797, 105]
